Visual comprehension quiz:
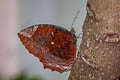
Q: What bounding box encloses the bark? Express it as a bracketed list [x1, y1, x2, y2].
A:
[69, 0, 120, 80]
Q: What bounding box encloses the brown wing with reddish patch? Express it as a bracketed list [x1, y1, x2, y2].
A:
[18, 24, 77, 72]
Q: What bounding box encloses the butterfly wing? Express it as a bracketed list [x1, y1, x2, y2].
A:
[18, 24, 77, 72]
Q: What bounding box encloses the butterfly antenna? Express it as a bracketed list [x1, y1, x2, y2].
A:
[71, 10, 80, 30]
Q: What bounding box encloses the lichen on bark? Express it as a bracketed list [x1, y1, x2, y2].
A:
[69, 0, 120, 80]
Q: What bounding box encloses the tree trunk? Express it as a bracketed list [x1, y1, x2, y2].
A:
[69, 0, 120, 80]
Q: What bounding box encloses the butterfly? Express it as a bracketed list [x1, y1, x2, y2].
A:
[18, 11, 80, 73]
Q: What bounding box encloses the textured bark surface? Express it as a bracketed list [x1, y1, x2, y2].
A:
[69, 0, 120, 80]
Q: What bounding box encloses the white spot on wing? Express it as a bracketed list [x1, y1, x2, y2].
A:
[51, 32, 54, 36]
[51, 41, 54, 45]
